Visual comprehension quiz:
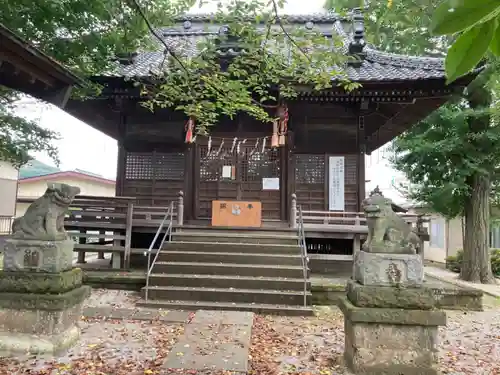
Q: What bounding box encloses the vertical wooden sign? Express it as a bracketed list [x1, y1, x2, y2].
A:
[328, 156, 345, 211]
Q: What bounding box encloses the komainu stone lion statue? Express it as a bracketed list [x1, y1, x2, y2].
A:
[12, 183, 81, 241]
[362, 187, 421, 254]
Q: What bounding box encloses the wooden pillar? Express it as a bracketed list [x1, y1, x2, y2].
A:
[193, 144, 200, 219]
[290, 193, 297, 228]
[115, 111, 127, 196]
[177, 190, 184, 226]
[280, 144, 287, 221]
[183, 145, 193, 221]
[112, 110, 126, 269]
[357, 114, 366, 211]
[123, 201, 134, 270]
[98, 229, 105, 259]
[286, 131, 295, 222]
[76, 229, 86, 264]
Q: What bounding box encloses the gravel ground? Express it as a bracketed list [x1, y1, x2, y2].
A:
[4, 320, 185, 375]
[250, 297, 500, 375]
[83, 288, 141, 309]
[1, 290, 500, 374]
[0, 288, 181, 375]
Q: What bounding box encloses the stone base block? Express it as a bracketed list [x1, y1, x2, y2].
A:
[344, 346, 439, 375]
[0, 285, 89, 356]
[346, 279, 435, 309]
[3, 238, 74, 273]
[0, 300, 85, 336]
[0, 325, 80, 356]
[339, 296, 444, 375]
[0, 268, 83, 294]
[353, 251, 423, 287]
[0, 285, 90, 311]
[338, 295, 446, 326]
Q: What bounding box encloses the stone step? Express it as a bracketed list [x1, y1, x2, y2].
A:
[157, 251, 303, 266]
[148, 273, 310, 290]
[163, 241, 301, 255]
[175, 227, 298, 238]
[136, 299, 314, 316]
[142, 286, 312, 306]
[171, 232, 298, 245]
[153, 261, 308, 278]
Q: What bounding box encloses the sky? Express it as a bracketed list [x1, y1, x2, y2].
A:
[12, 0, 402, 199]
[13, 0, 329, 180]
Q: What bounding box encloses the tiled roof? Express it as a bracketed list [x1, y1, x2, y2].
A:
[19, 160, 60, 179]
[19, 160, 112, 182]
[104, 11, 446, 82]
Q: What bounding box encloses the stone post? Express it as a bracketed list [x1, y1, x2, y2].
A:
[290, 193, 297, 229]
[339, 188, 446, 375]
[177, 190, 184, 226]
[0, 183, 90, 356]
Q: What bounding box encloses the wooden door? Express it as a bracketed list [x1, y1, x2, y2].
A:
[197, 144, 238, 218]
[196, 143, 282, 220]
[239, 146, 281, 220]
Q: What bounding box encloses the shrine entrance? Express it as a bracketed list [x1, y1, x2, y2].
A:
[193, 142, 285, 221]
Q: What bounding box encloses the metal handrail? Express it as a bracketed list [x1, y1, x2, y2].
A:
[145, 201, 174, 301]
[297, 205, 309, 307]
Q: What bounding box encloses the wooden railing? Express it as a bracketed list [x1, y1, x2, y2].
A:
[0, 216, 13, 235]
[289, 194, 429, 233]
[16, 191, 185, 270]
[65, 195, 135, 269]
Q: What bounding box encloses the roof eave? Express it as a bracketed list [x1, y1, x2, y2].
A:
[0, 23, 84, 87]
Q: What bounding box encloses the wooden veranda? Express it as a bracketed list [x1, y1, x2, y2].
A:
[17, 193, 428, 270]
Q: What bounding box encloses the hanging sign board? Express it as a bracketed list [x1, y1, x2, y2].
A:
[262, 177, 280, 190]
[222, 165, 232, 179]
[328, 156, 345, 211]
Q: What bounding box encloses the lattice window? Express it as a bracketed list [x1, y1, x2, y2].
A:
[199, 146, 234, 182]
[126, 152, 185, 180]
[240, 149, 280, 181]
[295, 154, 325, 184]
[345, 155, 357, 185]
[155, 153, 185, 180]
[125, 153, 153, 180]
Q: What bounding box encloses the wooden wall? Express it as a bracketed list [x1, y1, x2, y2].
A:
[293, 153, 359, 213]
[116, 102, 364, 216]
[119, 149, 362, 215]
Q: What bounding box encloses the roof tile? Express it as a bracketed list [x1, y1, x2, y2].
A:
[104, 13, 446, 82]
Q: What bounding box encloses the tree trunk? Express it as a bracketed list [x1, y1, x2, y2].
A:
[460, 72, 496, 284]
[461, 173, 495, 283]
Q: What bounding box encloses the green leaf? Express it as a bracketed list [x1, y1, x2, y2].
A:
[445, 20, 496, 84]
[491, 18, 500, 56]
[430, 0, 500, 36]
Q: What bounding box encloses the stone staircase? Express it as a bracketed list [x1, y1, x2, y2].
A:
[137, 228, 313, 315]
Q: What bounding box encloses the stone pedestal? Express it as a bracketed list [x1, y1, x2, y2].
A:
[353, 250, 424, 287]
[0, 238, 90, 356]
[341, 251, 446, 375]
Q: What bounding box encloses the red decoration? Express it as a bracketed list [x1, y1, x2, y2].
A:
[278, 105, 289, 146]
[271, 119, 279, 148]
[185, 117, 195, 143]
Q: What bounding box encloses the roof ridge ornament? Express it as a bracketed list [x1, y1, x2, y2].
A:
[348, 7, 366, 67]
[115, 52, 138, 66]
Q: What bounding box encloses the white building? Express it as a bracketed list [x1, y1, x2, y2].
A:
[364, 142, 408, 205]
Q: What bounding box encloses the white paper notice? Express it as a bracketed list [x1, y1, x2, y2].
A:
[222, 165, 232, 178]
[328, 156, 345, 211]
[262, 177, 280, 190]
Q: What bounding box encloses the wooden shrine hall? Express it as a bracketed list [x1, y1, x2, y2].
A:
[57, 10, 476, 271]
